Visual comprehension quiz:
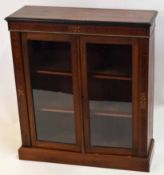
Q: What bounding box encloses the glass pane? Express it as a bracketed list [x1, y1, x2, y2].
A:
[87, 43, 132, 77]
[28, 40, 76, 144]
[87, 43, 132, 148]
[90, 116, 132, 148]
[28, 40, 72, 72]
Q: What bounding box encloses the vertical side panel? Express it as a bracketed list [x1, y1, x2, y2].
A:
[137, 37, 149, 156]
[10, 31, 31, 146]
[147, 30, 155, 150]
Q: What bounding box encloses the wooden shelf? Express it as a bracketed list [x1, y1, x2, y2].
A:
[90, 68, 131, 76]
[40, 107, 130, 118]
[41, 107, 74, 114]
[34, 70, 72, 76]
[90, 100, 131, 118]
[33, 70, 131, 80]
[93, 111, 131, 118]
[90, 73, 131, 81]
[32, 62, 72, 74]
[89, 68, 131, 80]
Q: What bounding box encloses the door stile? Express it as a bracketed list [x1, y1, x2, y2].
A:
[131, 38, 140, 155]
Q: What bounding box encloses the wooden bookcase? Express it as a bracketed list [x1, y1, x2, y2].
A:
[5, 6, 157, 171]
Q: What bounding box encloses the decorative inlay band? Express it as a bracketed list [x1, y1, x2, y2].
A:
[140, 93, 147, 109]
[72, 25, 80, 32]
[18, 89, 24, 96]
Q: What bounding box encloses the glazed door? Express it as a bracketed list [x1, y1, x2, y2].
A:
[21, 33, 82, 151]
[80, 36, 139, 155]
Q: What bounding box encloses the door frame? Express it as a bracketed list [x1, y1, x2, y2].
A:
[21, 32, 83, 152]
[80, 35, 139, 155]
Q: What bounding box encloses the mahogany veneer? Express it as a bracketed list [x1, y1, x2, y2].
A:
[6, 6, 157, 172]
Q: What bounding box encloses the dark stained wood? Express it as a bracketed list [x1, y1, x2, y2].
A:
[6, 6, 157, 172]
[137, 37, 149, 156]
[7, 22, 151, 37]
[131, 38, 140, 155]
[147, 30, 155, 151]
[19, 139, 154, 172]
[35, 70, 72, 77]
[71, 35, 84, 153]
[6, 6, 157, 27]
[10, 32, 31, 146]
[79, 36, 91, 154]
[136, 29, 155, 156]
[90, 74, 132, 81]
[41, 108, 74, 114]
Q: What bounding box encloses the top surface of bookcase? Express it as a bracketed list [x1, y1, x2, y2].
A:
[5, 6, 157, 27]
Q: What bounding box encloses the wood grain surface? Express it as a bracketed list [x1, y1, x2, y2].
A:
[6, 6, 157, 26]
